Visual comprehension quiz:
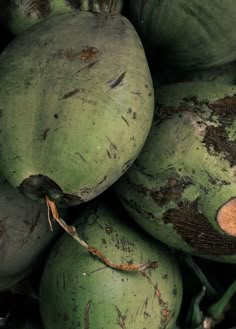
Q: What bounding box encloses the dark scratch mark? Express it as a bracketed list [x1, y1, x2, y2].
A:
[59, 88, 81, 100]
[106, 136, 118, 150]
[84, 300, 92, 329]
[109, 71, 126, 89]
[75, 151, 87, 163]
[115, 305, 127, 329]
[88, 266, 107, 275]
[77, 60, 100, 73]
[107, 149, 112, 158]
[42, 128, 50, 140]
[121, 115, 129, 127]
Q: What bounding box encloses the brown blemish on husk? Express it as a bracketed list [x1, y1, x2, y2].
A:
[84, 300, 92, 329]
[217, 198, 236, 236]
[162, 200, 236, 255]
[25, 0, 52, 18]
[208, 95, 236, 122]
[79, 46, 99, 61]
[123, 174, 192, 206]
[203, 125, 236, 166]
[150, 177, 192, 206]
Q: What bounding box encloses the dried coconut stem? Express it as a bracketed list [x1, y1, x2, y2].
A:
[45, 196, 158, 272]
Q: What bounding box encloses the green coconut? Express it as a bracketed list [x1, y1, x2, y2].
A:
[114, 81, 236, 263]
[129, 0, 236, 70]
[0, 0, 124, 35]
[0, 174, 62, 292]
[0, 12, 154, 207]
[39, 200, 183, 329]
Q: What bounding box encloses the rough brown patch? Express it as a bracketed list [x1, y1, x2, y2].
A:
[162, 200, 236, 255]
[25, 0, 52, 18]
[203, 125, 236, 166]
[208, 95, 236, 123]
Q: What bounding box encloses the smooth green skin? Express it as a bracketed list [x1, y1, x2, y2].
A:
[1, 0, 124, 35]
[40, 201, 183, 329]
[0, 12, 154, 203]
[0, 174, 60, 292]
[115, 82, 236, 263]
[129, 0, 236, 70]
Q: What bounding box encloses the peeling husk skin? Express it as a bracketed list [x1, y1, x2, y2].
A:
[129, 0, 236, 70]
[0, 12, 154, 207]
[114, 82, 236, 263]
[39, 201, 182, 329]
[0, 0, 124, 35]
[0, 175, 61, 292]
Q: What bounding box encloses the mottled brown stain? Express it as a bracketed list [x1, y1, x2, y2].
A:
[150, 177, 192, 206]
[203, 125, 236, 166]
[203, 95, 236, 166]
[208, 95, 236, 121]
[25, 0, 52, 18]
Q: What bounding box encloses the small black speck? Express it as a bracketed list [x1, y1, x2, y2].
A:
[54, 113, 59, 119]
